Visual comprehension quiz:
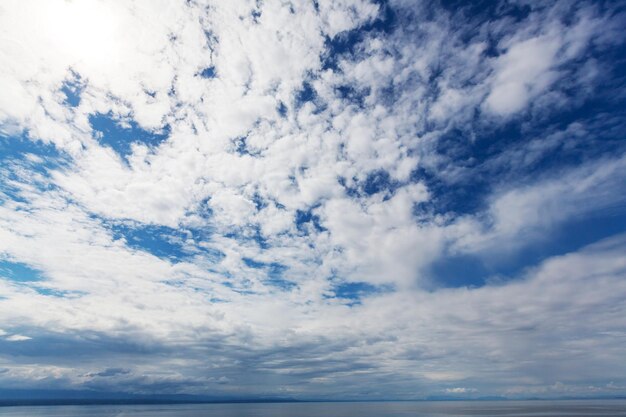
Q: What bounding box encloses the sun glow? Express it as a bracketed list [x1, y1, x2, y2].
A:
[40, 0, 121, 68]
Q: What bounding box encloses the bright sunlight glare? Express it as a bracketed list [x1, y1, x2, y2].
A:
[41, 0, 120, 68]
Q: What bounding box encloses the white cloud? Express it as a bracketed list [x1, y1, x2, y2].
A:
[5, 334, 31, 342]
[445, 387, 477, 394]
[485, 34, 561, 115]
[452, 155, 626, 257]
[484, 6, 610, 116]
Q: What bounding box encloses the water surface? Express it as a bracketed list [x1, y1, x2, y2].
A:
[1, 400, 625, 417]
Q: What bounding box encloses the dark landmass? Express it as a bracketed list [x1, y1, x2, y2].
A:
[0, 389, 299, 407]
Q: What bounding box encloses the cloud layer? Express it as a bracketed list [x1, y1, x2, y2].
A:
[0, 0, 625, 399]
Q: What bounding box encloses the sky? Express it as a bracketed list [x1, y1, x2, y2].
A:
[0, 0, 625, 401]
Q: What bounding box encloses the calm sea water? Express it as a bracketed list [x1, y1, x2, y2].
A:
[0, 400, 625, 417]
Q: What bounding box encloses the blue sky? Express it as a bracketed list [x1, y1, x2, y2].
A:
[0, 0, 626, 401]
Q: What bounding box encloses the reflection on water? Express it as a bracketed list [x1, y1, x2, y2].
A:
[1, 400, 625, 417]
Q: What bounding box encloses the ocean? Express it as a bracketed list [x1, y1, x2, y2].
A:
[0, 400, 625, 416]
